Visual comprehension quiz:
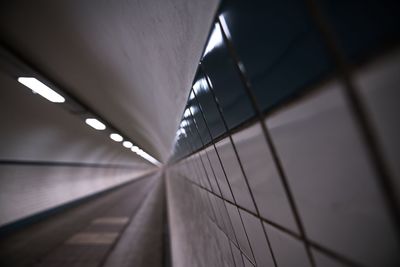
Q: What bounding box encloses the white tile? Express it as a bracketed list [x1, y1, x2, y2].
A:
[266, 82, 400, 266]
[196, 151, 213, 191]
[231, 243, 244, 267]
[233, 123, 299, 233]
[200, 150, 221, 195]
[216, 137, 256, 213]
[216, 197, 237, 244]
[225, 202, 254, 262]
[265, 223, 310, 267]
[355, 50, 400, 203]
[188, 155, 202, 186]
[240, 210, 275, 267]
[183, 157, 196, 183]
[217, 230, 236, 267]
[208, 192, 224, 228]
[243, 256, 255, 267]
[312, 249, 349, 267]
[200, 189, 216, 221]
[193, 153, 211, 190]
[206, 146, 234, 202]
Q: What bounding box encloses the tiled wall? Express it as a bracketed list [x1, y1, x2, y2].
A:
[167, 0, 400, 266]
[0, 165, 150, 227]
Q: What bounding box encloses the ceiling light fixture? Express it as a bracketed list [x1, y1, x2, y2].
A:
[138, 150, 161, 166]
[122, 141, 133, 148]
[85, 118, 106, 130]
[110, 133, 123, 142]
[189, 91, 195, 100]
[192, 77, 208, 94]
[180, 120, 191, 128]
[131, 146, 140, 153]
[218, 14, 232, 40]
[203, 23, 223, 57]
[183, 108, 191, 118]
[17, 77, 65, 103]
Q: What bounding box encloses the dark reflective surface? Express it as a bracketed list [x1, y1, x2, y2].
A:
[171, 0, 400, 162]
[318, 0, 400, 63]
[193, 71, 226, 139]
[188, 91, 212, 145]
[220, 0, 333, 112]
[201, 24, 255, 130]
[186, 112, 203, 151]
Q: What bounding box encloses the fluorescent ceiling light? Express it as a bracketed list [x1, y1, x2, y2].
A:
[110, 133, 123, 142]
[192, 77, 208, 94]
[203, 23, 223, 57]
[85, 118, 106, 130]
[180, 120, 189, 127]
[189, 106, 197, 115]
[189, 91, 195, 100]
[123, 141, 133, 148]
[183, 108, 191, 118]
[177, 128, 186, 136]
[18, 77, 65, 103]
[130, 145, 161, 166]
[218, 14, 232, 40]
[131, 146, 140, 153]
[139, 150, 161, 166]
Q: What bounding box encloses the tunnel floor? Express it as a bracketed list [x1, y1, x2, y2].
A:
[0, 172, 167, 267]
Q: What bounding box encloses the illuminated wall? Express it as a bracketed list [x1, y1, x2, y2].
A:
[167, 1, 400, 266]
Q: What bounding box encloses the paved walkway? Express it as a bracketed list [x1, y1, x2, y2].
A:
[0, 172, 167, 267]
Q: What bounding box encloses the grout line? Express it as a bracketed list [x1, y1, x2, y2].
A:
[182, 172, 260, 266]
[178, 172, 364, 267]
[183, 173, 300, 238]
[186, 103, 217, 192]
[173, 115, 260, 162]
[185, 107, 234, 243]
[228, 237, 239, 267]
[304, 0, 400, 238]
[188, 98, 222, 195]
[181, 127, 206, 189]
[193, 70, 258, 264]
[199, 188, 257, 267]
[216, 16, 315, 266]
[195, 182, 229, 266]
[308, 240, 363, 267]
[192, 88, 242, 246]
[171, 70, 341, 163]
[193, 158, 233, 262]
[196, 177, 238, 267]
[199, 63, 278, 267]
[186, 114, 215, 192]
[170, 3, 400, 267]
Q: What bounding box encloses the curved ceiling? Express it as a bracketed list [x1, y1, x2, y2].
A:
[0, 0, 219, 162]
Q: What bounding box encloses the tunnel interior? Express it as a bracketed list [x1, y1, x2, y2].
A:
[1, 0, 400, 267]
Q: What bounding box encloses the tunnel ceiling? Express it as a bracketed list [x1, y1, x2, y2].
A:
[0, 0, 219, 162]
